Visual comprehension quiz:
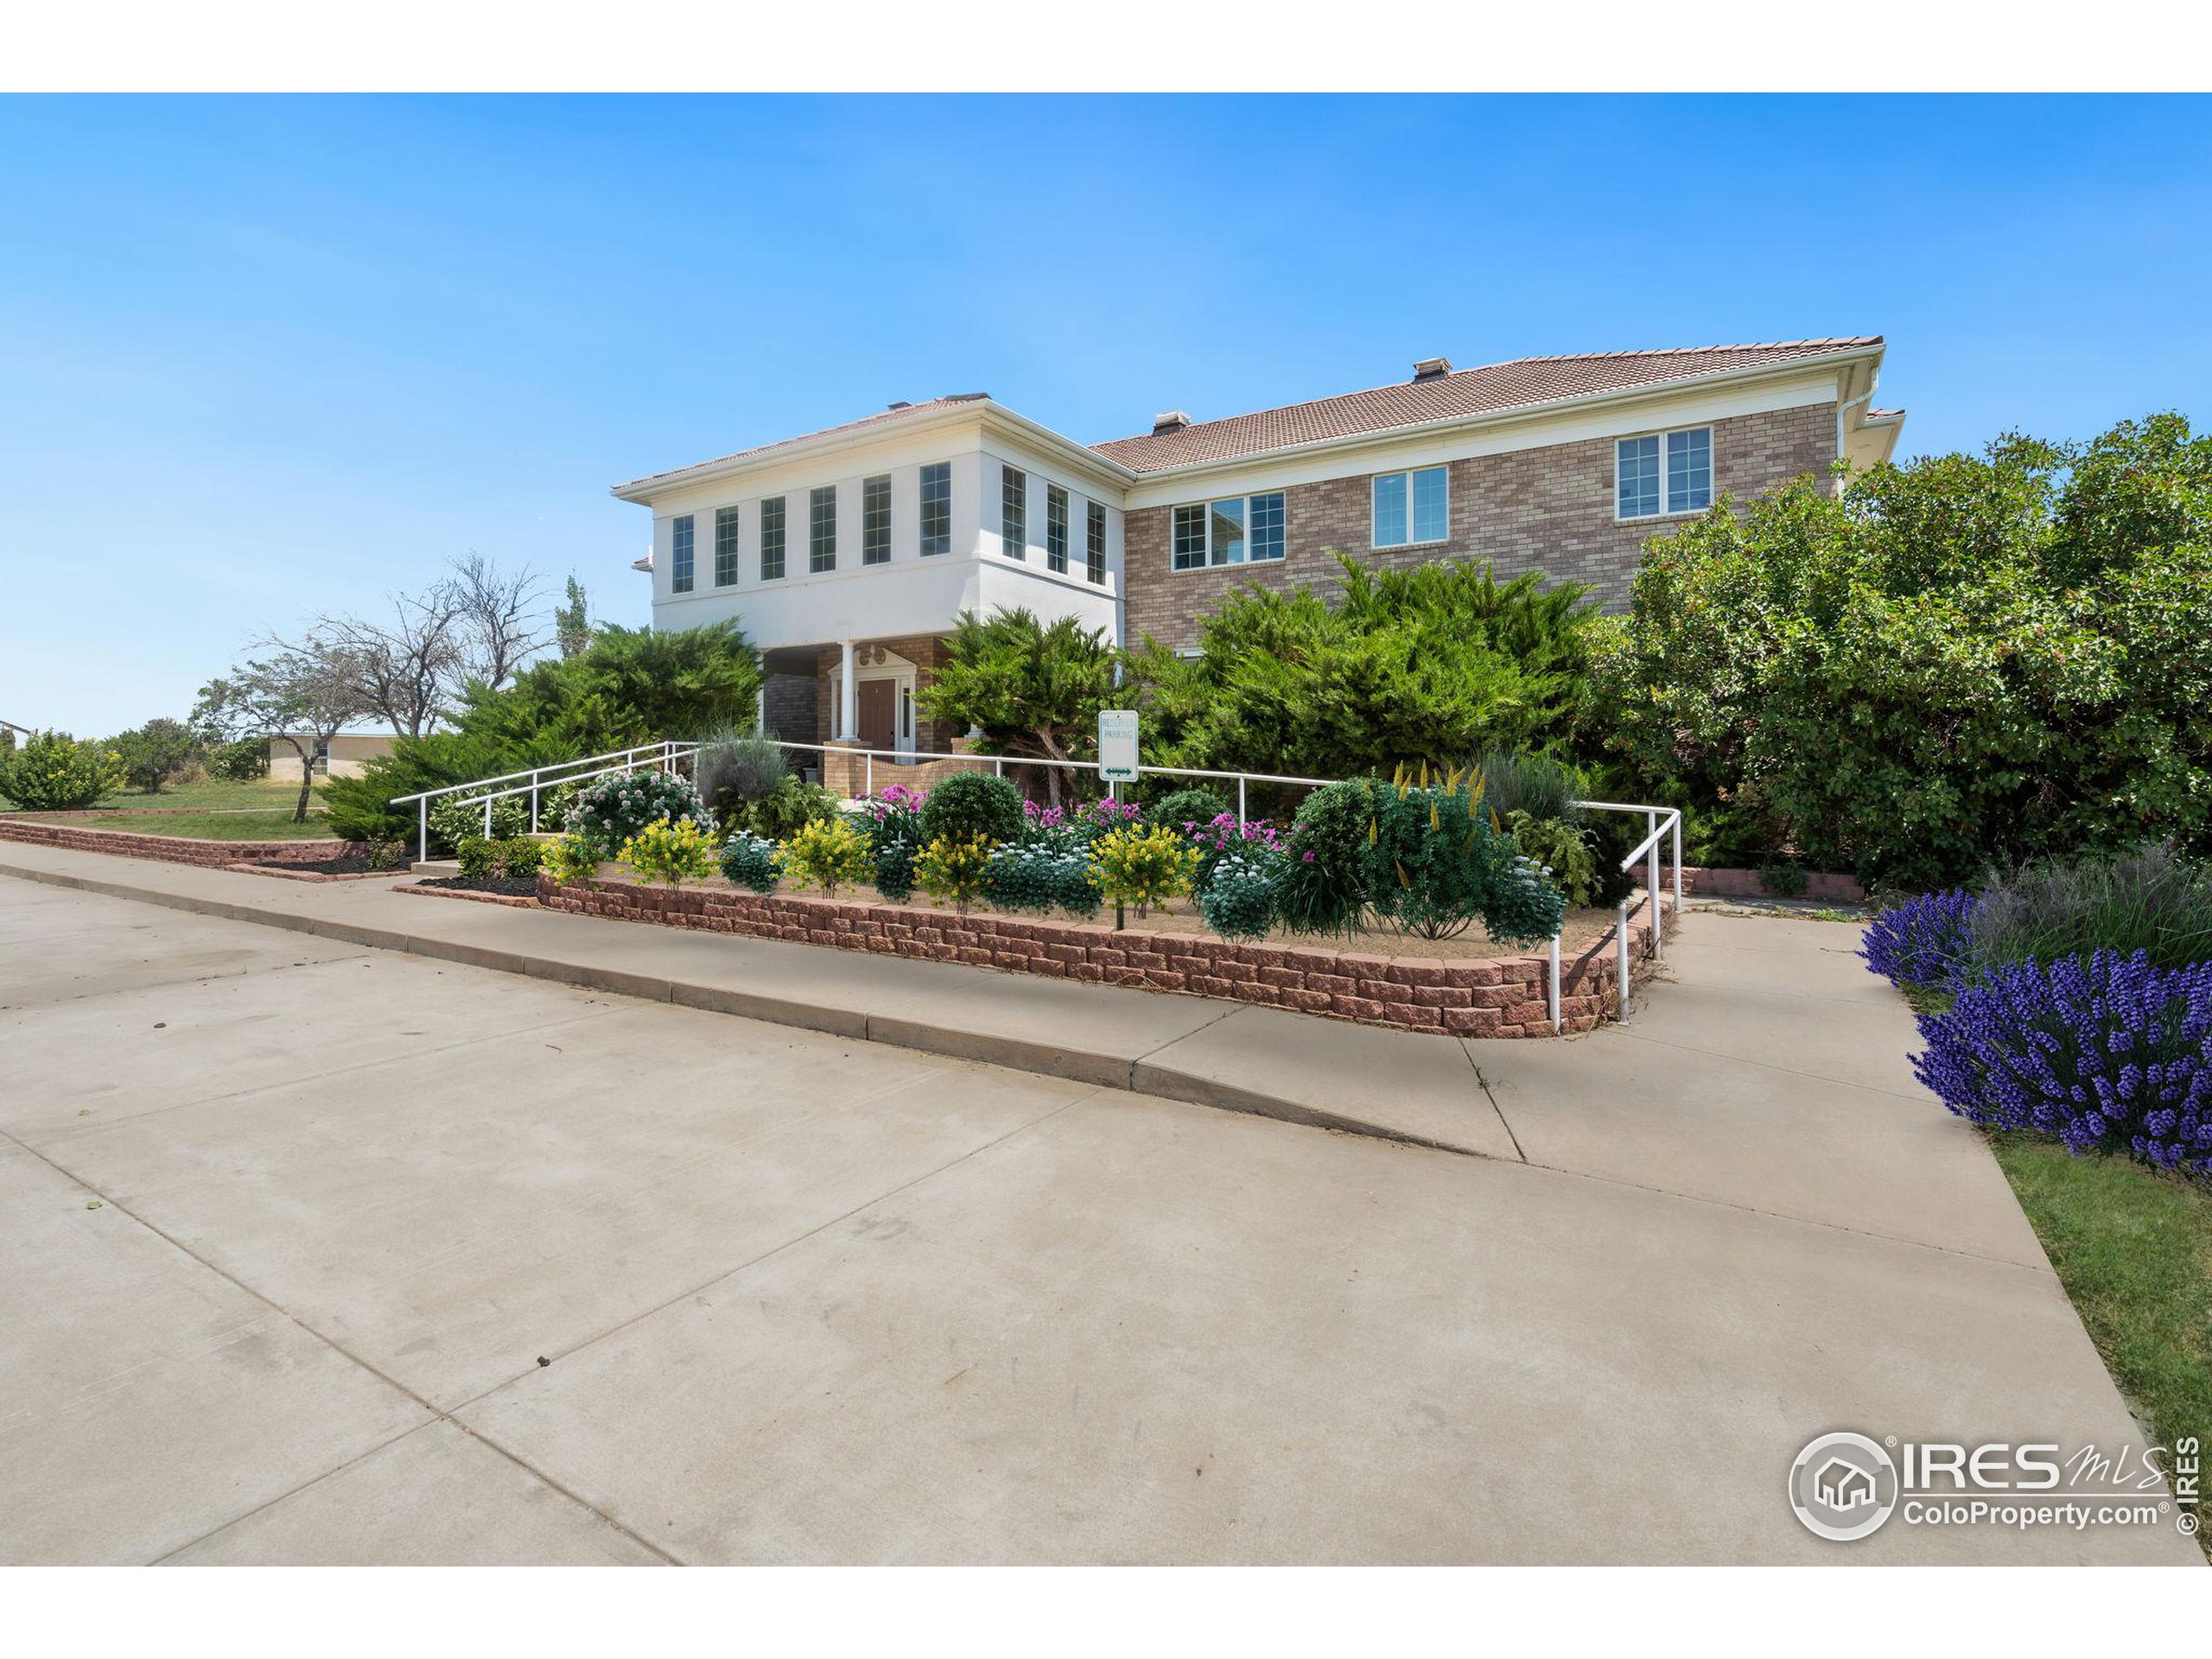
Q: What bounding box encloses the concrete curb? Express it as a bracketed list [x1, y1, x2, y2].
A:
[0, 855, 1495, 1159]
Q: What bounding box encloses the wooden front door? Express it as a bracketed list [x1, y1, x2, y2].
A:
[857, 678, 898, 752]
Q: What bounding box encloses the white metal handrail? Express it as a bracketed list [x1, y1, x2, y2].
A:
[1576, 802, 1683, 1023]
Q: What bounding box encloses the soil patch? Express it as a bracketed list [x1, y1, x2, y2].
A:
[253, 854, 405, 877]
[416, 874, 543, 899]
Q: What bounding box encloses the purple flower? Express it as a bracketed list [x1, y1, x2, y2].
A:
[1862, 888, 1977, 988]
[1912, 948, 2212, 1180]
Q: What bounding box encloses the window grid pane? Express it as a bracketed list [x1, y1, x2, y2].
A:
[1046, 485, 1069, 574]
[1617, 436, 1661, 518]
[1001, 467, 1026, 559]
[862, 474, 892, 566]
[809, 486, 837, 573]
[1411, 467, 1448, 543]
[1372, 473, 1408, 547]
[1667, 427, 1713, 513]
[1248, 492, 1285, 562]
[671, 515, 694, 593]
[714, 506, 740, 587]
[1086, 500, 1107, 583]
[759, 495, 785, 581]
[1172, 504, 1207, 570]
[1208, 498, 1245, 566]
[919, 462, 950, 556]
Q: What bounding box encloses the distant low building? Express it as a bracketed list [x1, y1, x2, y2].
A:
[266, 730, 397, 779]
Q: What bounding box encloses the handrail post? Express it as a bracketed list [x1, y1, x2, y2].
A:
[418, 797, 428, 864]
[530, 773, 540, 835]
[1237, 776, 1247, 820]
[483, 796, 493, 839]
[1548, 933, 1561, 1033]
[866, 752, 873, 799]
[1617, 900, 1631, 1021]
[1648, 809, 1662, 962]
[1671, 809, 1682, 906]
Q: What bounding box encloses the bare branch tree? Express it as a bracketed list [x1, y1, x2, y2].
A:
[449, 550, 549, 693]
[314, 584, 466, 739]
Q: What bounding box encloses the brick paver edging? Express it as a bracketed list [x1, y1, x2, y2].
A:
[0, 816, 354, 869]
[393, 882, 543, 910]
[537, 875, 1675, 1037]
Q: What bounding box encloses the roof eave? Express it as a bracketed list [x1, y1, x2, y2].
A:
[1107, 342, 1889, 484]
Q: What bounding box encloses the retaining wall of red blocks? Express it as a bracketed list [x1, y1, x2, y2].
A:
[1680, 865, 1866, 903]
[538, 874, 1675, 1038]
[0, 816, 353, 868]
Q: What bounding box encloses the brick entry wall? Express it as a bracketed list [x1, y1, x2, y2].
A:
[811, 635, 959, 754]
[539, 874, 1676, 1039]
[1122, 403, 1834, 648]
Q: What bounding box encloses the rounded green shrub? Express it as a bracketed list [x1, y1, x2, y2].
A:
[918, 772, 1024, 846]
[719, 830, 783, 894]
[0, 730, 126, 810]
[1147, 787, 1231, 835]
[1198, 854, 1279, 942]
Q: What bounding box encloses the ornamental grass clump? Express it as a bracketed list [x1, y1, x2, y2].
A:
[1966, 842, 2212, 977]
[1861, 888, 1979, 989]
[779, 815, 874, 894]
[719, 830, 782, 894]
[1089, 824, 1201, 929]
[619, 817, 718, 888]
[916, 833, 995, 913]
[1913, 949, 2212, 1182]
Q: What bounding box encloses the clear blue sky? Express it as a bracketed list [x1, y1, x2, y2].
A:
[3, 93, 2209, 736]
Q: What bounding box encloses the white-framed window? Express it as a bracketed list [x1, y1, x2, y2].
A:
[671, 514, 694, 593]
[1618, 426, 1713, 519]
[1170, 491, 1286, 569]
[1001, 465, 1026, 559]
[1086, 500, 1108, 585]
[714, 505, 741, 587]
[1372, 466, 1447, 548]
[810, 485, 836, 573]
[760, 495, 786, 581]
[1046, 485, 1070, 574]
[919, 462, 951, 556]
[861, 474, 892, 566]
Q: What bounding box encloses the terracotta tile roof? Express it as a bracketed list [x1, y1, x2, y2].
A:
[613, 394, 989, 493]
[1089, 339, 1883, 474]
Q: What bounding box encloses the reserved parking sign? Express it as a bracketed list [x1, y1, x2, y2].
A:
[1097, 709, 1139, 782]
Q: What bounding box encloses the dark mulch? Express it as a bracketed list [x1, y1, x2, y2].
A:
[262, 854, 406, 876]
[416, 874, 542, 898]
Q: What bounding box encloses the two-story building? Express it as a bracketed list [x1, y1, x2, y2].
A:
[613, 337, 1902, 762]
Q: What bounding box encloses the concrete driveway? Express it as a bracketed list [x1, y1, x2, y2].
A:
[0, 877, 2195, 1564]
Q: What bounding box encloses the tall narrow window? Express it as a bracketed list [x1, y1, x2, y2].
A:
[1172, 503, 1208, 570]
[1086, 500, 1107, 584]
[1666, 427, 1713, 512]
[1208, 498, 1245, 565]
[1001, 466, 1026, 559]
[862, 474, 892, 566]
[714, 505, 741, 587]
[919, 461, 951, 556]
[760, 495, 786, 581]
[1248, 492, 1285, 562]
[810, 485, 837, 573]
[671, 515, 694, 593]
[1372, 467, 1446, 548]
[1046, 485, 1069, 574]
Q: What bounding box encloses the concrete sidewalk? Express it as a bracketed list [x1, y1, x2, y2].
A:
[0, 858, 2196, 1564]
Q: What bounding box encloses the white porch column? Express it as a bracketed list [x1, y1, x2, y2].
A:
[836, 639, 859, 741]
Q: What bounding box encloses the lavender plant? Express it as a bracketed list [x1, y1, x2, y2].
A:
[1860, 888, 1979, 988]
[1912, 948, 2212, 1180]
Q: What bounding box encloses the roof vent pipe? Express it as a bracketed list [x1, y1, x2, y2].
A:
[1412, 356, 1452, 382]
[1152, 410, 1192, 434]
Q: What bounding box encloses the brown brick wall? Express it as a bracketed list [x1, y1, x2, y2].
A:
[539, 874, 1677, 1039]
[0, 817, 353, 867]
[1122, 403, 1835, 649]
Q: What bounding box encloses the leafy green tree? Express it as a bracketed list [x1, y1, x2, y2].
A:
[1128, 555, 1595, 781]
[915, 608, 1120, 807]
[556, 575, 593, 658]
[1592, 413, 2212, 887]
[194, 642, 373, 822]
[108, 717, 202, 794]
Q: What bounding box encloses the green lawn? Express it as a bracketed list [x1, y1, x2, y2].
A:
[1990, 1134, 2212, 1557]
[104, 775, 327, 812]
[73, 810, 338, 841]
